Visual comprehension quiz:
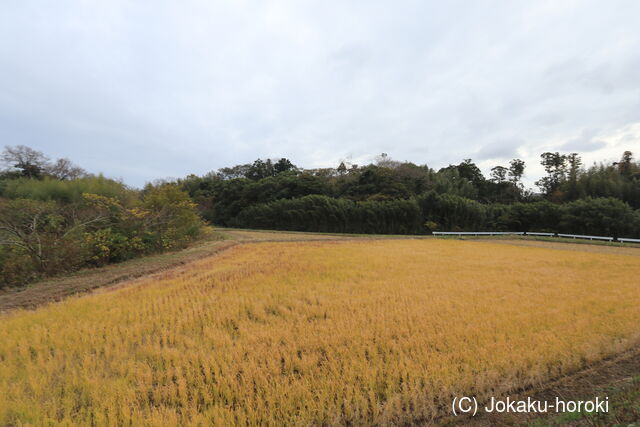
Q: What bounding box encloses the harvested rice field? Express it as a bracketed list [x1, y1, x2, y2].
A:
[1, 239, 639, 425]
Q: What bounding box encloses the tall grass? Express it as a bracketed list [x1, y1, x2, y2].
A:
[0, 175, 136, 204]
[0, 240, 639, 425]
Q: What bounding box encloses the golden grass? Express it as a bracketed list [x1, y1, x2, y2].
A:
[217, 229, 355, 241]
[1, 240, 639, 425]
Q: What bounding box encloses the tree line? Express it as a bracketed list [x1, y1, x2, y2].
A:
[180, 150, 640, 236]
[228, 193, 639, 238]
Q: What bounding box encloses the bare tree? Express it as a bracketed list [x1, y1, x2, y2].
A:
[46, 158, 87, 180]
[1, 145, 49, 178]
[375, 153, 401, 169]
[1, 145, 89, 180]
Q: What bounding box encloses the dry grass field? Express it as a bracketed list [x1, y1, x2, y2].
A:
[0, 228, 354, 313]
[0, 239, 639, 425]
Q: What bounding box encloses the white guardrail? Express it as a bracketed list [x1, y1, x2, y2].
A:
[432, 231, 640, 243]
[557, 233, 612, 241]
[619, 237, 640, 243]
[432, 231, 524, 236]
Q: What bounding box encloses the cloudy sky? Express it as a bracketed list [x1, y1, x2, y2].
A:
[1, 0, 639, 187]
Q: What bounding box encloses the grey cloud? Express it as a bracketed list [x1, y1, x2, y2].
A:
[1, 0, 639, 187]
[562, 139, 607, 153]
[561, 130, 608, 153]
[475, 141, 520, 161]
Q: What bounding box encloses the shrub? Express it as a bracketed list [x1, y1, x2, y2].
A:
[0, 176, 135, 205]
[0, 184, 204, 287]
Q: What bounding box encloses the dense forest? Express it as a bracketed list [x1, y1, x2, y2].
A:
[1, 145, 639, 287]
[180, 151, 640, 237]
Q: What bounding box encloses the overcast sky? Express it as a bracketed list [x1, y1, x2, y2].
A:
[1, 1, 639, 187]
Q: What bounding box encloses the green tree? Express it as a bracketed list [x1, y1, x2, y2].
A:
[508, 159, 525, 186]
[141, 184, 203, 250]
[559, 197, 638, 239]
[535, 152, 568, 198]
[490, 166, 508, 183]
[565, 153, 582, 200]
[273, 158, 297, 174]
[614, 151, 634, 177]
